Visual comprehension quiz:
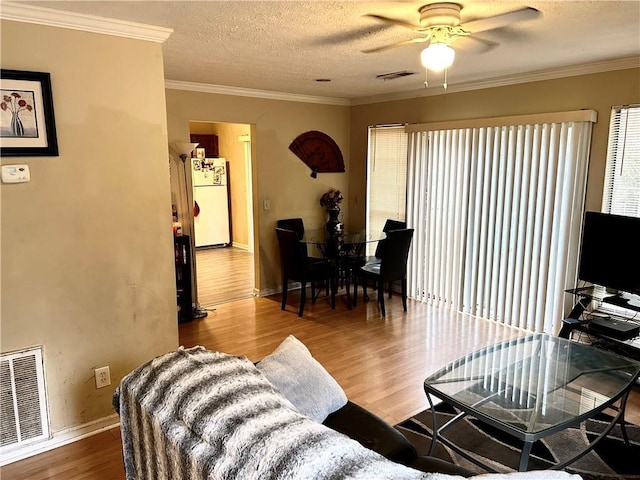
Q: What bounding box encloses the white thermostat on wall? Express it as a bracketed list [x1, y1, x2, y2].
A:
[1, 164, 31, 183]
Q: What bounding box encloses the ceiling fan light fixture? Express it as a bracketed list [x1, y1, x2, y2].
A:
[420, 43, 455, 72]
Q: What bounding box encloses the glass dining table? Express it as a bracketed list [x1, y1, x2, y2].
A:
[300, 228, 386, 309]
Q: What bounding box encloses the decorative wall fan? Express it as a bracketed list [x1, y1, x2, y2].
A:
[364, 2, 540, 88]
[289, 130, 345, 177]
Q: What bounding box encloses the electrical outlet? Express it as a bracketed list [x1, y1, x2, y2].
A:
[94, 366, 111, 389]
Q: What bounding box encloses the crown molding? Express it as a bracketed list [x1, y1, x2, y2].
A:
[0, 2, 172, 43]
[166, 57, 638, 107]
[164, 80, 350, 106]
[351, 56, 640, 106]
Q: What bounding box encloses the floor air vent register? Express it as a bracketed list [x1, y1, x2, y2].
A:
[0, 347, 50, 453]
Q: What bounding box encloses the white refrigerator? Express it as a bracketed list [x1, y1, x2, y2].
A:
[192, 158, 231, 247]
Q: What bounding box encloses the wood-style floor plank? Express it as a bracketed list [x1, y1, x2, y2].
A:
[195, 246, 254, 308]
[3, 291, 639, 479]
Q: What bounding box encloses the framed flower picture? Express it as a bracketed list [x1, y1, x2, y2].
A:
[0, 69, 59, 157]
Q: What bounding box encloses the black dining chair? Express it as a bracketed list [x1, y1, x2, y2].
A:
[350, 219, 407, 300]
[276, 218, 305, 239]
[275, 227, 336, 317]
[353, 228, 414, 317]
[277, 218, 325, 259]
[370, 219, 407, 263]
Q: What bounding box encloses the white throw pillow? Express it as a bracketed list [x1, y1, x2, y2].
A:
[256, 335, 348, 422]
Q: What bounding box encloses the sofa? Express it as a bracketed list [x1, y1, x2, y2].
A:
[113, 336, 582, 480]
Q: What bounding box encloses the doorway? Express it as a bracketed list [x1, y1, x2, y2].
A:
[189, 121, 255, 308]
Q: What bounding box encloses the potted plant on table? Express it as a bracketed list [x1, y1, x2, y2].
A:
[320, 188, 343, 232]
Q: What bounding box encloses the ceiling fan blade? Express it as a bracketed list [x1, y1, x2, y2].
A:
[364, 13, 421, 31]
[315, 24, 389, 46]
[453, 34, 499, 54]
[460, 7, 540, 34]
[464, 34, 498, 48]
[362, 36, 429, 54]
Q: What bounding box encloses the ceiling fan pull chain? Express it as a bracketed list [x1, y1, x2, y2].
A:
[443, 69, 448, 90]
[424, 69, 429, 88]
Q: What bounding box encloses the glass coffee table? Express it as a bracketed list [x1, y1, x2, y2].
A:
[424, 334, 640, 472]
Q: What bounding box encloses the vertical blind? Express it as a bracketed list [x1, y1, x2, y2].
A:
[366, 125, 408, 255]
[602, 104, 640, 217]
[406, 111, 596, 334]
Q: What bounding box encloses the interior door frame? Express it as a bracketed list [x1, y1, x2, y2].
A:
[188, 122, 256, 310]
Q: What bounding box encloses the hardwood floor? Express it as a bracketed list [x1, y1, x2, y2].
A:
[3, 292, 639, 479]
[195, 245, 254, 308]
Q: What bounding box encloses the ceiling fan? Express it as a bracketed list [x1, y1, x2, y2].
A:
[364, 2, 540, 86]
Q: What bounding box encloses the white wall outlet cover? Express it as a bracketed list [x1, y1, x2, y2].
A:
[1, 165, 30, 183]
[94, 366, 111, 388]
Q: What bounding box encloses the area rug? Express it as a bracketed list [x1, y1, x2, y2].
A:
[396, 402, 639, 480]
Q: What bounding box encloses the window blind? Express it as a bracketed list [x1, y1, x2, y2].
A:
[366, 125, 408, 255]
[602, 104, 640, 217]
[406, 111, 596, 334]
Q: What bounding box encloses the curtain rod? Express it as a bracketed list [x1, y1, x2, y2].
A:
[612, 103, 640, 109]
[369, 123, 407, 129]
[405, 110, 597, 133]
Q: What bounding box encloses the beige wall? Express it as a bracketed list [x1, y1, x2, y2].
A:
[349, 68, 640, 228]
[166, 89, 350, 292]
[167, 68, 640, 301]
[190, 121, 251, 248]
[0, 21, 178, 431]
[1, 17, 636, 441]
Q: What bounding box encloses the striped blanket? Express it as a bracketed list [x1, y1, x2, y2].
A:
[115, 346, 454, 480]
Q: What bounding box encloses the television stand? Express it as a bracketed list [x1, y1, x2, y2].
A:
[561, 286, 640, 361]
[604, 292, 640, 311]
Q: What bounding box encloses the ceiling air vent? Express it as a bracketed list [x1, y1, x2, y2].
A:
[376, 71, 416, 81]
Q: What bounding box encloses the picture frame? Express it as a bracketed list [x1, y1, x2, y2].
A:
[195, 147, 205, 159]
[0, 69, 59, 157]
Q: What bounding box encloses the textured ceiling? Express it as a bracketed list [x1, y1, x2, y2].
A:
[18, 1, 640, 100]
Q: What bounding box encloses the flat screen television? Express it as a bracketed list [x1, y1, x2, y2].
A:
[578, 211, 640, 296]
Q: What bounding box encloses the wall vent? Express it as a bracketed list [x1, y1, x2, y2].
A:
[0, 347, 50, 453]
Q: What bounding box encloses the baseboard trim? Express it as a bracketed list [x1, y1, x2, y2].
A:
[231, 242, 249, 250]
[254, 283, 303, 298]
[254, 286, 283, 297]
[0, 413, 120, 466]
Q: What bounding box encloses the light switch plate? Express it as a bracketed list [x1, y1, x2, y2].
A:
[1, 164, 30, 183]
